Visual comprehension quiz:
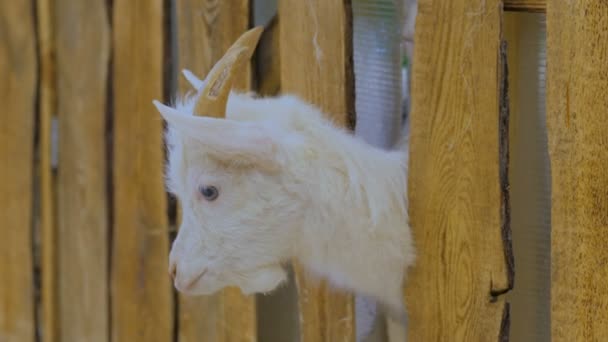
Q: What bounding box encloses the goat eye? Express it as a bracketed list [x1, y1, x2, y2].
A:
[199, 186, 219, 201]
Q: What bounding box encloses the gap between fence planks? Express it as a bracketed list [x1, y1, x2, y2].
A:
[405, 0, 513, 341]
[36, 0, 58, 341]
[504, 0, 545, 12]
[175, 1, 257, 341]
[0, 2, 37, 341]
[112, 0, 173, 341]
[547, 1, 608, 340]
[279, 0, 356, 341]
[255, 15, 281, 96]
[54, 1, 110, 340]
[503, 12, 552, 341]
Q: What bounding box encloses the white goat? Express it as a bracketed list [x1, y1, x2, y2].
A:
[153, 27, 415, 322]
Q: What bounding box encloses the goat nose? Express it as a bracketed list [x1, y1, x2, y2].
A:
[169, 262, 177, 280]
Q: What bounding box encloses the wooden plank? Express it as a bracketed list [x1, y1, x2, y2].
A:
[175, 1, 257, 341]
[279, 0, 356, 341]
[504, 0, 545, 12]
[279, 0, 355, 128]
[0, 2, 37, 341]
[54, 1, 110, 340]
[54, 0, 110, 341]
[36, 0, 57, 341]
[112, 0, 173, 341]
[547, 1, 608, 340]
[176, 0, 252, 91]
[404, 1, 513, 341]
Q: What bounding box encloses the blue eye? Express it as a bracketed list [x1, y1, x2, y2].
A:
[199, 186, 219, 201]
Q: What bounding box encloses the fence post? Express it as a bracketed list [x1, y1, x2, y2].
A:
[279, 0, 356, 341]
[54, 1, 111, 340]
[0, 2, 37, 341]
[112, 0, 173, 341]
[547, 1, 608, 340]
[404, 0, 513, 340]
[174, 1, 257, 341]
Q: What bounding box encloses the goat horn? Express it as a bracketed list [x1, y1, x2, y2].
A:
[194, 26, 264, 118]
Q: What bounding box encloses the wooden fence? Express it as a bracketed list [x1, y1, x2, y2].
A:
[1, 0, 607, 341]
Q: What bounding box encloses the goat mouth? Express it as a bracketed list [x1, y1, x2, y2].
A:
[183, 268, 208, 291]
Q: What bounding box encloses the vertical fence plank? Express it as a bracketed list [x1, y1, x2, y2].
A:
[54, 1, 110, 340]
[404, 1, 513, 341]
[547, 1, 608, 340]
[112, 0, 173, 341]
[176, 0, 253, 91]
[279, 0, 356, 341]
[0, 2, 37, 341]
[175, 1, 257, 341]
[37, 0, 57, 340]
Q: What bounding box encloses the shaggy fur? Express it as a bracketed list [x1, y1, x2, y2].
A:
[154, 71, 415, 319]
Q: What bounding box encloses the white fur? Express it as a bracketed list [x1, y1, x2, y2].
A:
[156, 70, 415, 316]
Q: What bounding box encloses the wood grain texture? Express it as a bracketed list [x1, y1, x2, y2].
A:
[279, 0, 355, 129]
[112, 0, 173, 341]
[279, 0, 355, 341]
[547, 1, 608, 340]
[37, 0, 58, 340]
[175, 1, 257, 341]
[504, 0, 545, 12]
[176, 0, 252, 91]
[0, 2, 37, 341]
[404, 0, 512, 340]
[55, 1, 110, 340]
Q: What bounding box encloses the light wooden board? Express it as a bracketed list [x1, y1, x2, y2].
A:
[547, 1, 608, 340]
[112, 0, 173, 341]
[36, 0, 58, 341]
[279, 0, 355, 129]
[504, 0, 545, 12]
[0, 2, 37, 341]
[279, 0, 356, 341]
[176, 0, 252, 91]
[404, 0, 513, 340]
[175, 1, 257, 341]
[54, 1, 110, 340]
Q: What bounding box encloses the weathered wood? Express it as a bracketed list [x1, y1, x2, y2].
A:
[0, 2, 37, 341]
[176, 0, 252, 91]
[504, 0, 545, 12]
[112, 0, 173, 341]
[404, 0, 512, 340]
[37, 0, 57, 340]
[175, 1, 257, 341]
[55, 1, 110, 340]
[547, 1, 608, 340]
[279, 0, 355, 129]
[279, 0, 356, 341]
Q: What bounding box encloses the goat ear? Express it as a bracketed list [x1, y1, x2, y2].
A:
[182, 69, 205, 90]
[153, 100, 280, 169]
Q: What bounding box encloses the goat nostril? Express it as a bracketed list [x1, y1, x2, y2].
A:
[169, 263, 177, 280]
